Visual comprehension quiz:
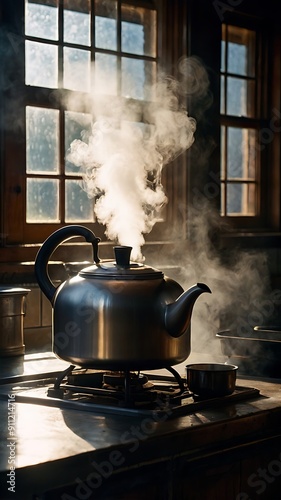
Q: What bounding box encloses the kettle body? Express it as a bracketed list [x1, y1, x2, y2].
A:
[53, 273, 189, 370]
[35, 225, 211, 370]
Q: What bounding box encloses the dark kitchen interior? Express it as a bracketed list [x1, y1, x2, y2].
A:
[1, 0, 281, 499]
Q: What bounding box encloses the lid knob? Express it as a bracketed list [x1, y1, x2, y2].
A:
[114, 246, 132, 267]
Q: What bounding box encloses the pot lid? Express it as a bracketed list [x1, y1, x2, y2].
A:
[79, 246, 164, 280]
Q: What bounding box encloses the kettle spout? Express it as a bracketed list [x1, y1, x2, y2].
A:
[165, 283, 211, 338]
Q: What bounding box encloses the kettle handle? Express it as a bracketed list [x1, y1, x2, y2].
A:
[35, 225, 101, 303]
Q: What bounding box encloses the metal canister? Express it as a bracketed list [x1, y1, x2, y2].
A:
[0, 287, 30, 356]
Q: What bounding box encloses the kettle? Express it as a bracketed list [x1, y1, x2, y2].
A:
[35, 225, 211, 370]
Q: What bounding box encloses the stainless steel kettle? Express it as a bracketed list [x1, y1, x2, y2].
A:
[35, 225, 211, 370]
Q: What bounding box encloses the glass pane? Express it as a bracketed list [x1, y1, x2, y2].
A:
[26, 107, 59, 173]
[95, 0, 117, 50]
[25, 40, 58, 88]
[221, 38, 225, 72]
[95, 53, 117, 95]
[227, 183, 242, 214]
[65, 180, 94, 222]
[25, 0, 58, 41]
[26, 178, 59, 222]
[121, 58, 156, 100]
[226, 77, 246, 116]
[227, 128, 256, 180]
[65, 111, 92, 174]
[226, 77, 255, 117]
[227, 25, 256, 78]
[121, 5, 156, 57]
[227, 183, 256, 215]
[227, 128, 243, 178]
[64, 0, 91, 46]
[228, 42, 247, 76]
[63, 47, 91, 91]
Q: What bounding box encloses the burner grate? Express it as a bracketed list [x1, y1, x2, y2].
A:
[0, 367, 260, 419]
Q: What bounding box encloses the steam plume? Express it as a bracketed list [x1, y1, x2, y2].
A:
[67, 68, 196, 261]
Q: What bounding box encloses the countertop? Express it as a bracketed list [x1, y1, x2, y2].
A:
[1, 353, 281, 499]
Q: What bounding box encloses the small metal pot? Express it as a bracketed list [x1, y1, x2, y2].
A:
[185, 363, 238, 398]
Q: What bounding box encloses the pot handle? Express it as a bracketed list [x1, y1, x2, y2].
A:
[35, 225, 100, 303]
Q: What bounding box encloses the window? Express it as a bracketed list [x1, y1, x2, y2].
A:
[24, 0, 157, 238]
[2, 0, 172, 249]
[220, 23, 262, 222]
[1, 0, 192, 258]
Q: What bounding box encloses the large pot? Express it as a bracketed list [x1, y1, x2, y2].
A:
[35, 225, 211, 370]
[216, 329, 281, 377]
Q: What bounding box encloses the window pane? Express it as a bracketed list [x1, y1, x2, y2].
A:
[25, 40, 58, 88]
[25, 0, 58, 41]
[26, 107, 59, 174]
[227, 127, 256, 179]
[226, 26, 256, 78]
[221, 39, 225, 72]
[26, 178, 59, 222]
[227, 183, 256, 215]
[95, 18, 117, 51]
[121, 58, 156, 100]
[63, 47, 91, 91]
[226, 77, 246, 116]
[64, 2, 91, 46]
[121, 5, 156, 57]
[95, 53, 118, 95]
[65, 180, 94, 222]
[227, 183, 242, 214]
[227, 128, 243, 178]
[226, 77, 255, 117]
[95, 0, 117, 50]
[122, 21, 144, 55]
[65, 111, 92, 174]
[228, 42, 247, 76]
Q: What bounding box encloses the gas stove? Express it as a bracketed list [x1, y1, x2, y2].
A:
[0, 364, 260, 418]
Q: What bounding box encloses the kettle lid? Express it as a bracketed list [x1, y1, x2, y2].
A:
[79, 246, 163, 281]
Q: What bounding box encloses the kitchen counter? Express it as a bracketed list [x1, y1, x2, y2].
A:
[1, 353, 281, 499]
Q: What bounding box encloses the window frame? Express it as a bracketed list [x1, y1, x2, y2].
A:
[219, 11, 273, 231]
[0, 0, 190, 262]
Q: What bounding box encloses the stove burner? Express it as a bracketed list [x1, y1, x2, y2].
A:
[67, 370, 104, 388]
[47, 365, 187, 408]
[102, 372, 150, 390]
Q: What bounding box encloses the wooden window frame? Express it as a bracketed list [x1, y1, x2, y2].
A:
[0, 0, 190, 263]
[218, 9, 281, 237]
[220, 17, 267, 229]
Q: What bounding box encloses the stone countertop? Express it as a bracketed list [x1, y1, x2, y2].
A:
[1, 353, 281, 499]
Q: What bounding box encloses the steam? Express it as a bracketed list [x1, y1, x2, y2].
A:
[67, 68, 196, 261]
[67, 56, 278, 375]
[163, 203, 273, 372]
